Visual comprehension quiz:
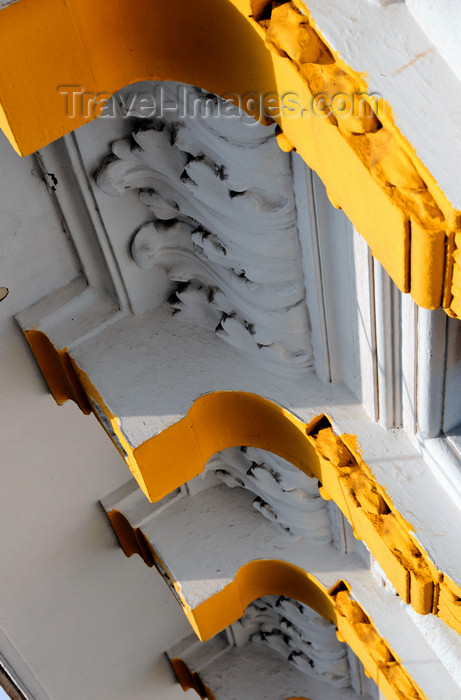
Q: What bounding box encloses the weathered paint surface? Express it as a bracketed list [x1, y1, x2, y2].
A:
[6, 30, 461, 694]
[1, 0, 461, 316]
[94, 391, 461, 634]
[0, 129, 191, 700]
[94, 86, 312, 375]
[17, 117, 461, 639]
[167, 594, 382, 698]
[104, 471, 461, 697]
[166, 559, 426, 699]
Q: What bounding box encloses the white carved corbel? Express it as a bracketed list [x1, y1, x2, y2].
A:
[94, 86, 312, 375]
[101, 455, 461, 700]
[229, 595, 352, 688]
[203, 446, 332, 540]
[15, 84, 461, 678]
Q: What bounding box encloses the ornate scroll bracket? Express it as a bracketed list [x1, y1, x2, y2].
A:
[95, 86, 312, 375]
[164, 573, 427, 700]
[205, 446, 332, 540]
[98, 393, 461, 638]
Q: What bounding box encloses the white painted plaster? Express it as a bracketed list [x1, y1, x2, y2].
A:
[0, 130, 193, 699]
[230, 596, 352, 688]
[203, 447, 332, 539]
[293, 157, 360, 391]
[115, 481, 461, 698]
[94, 85, 312, 375]
[14, 85, 461, 600]
[301, 0, 461, 209]
[166, 595, 379, 699]
[10, 79, 461, 700]
[175, 641, 370, 700]
[406, 1, 461, 81]
[36, 298, 461, 589]
[442, 315, 461, 434]
[405, 605, 461, 688]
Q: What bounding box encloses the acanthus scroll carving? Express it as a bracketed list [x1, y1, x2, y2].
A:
[95, 85, 312, 375]
[229, 595, 351, 689]
[205, 446, 332, 541]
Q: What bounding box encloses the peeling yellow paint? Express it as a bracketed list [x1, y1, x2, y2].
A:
[251, 0, 456, 310]
[1, 0, 461, 315]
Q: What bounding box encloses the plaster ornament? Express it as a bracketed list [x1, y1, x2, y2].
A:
[229, 596, 351, 688]
[15, 78, 461, 661]
[205, 446, 332, 540]
[95, 87, 312, 376]
[101, 447, 459, 700]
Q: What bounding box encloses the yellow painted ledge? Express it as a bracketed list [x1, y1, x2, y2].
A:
[170, 657, 217, 700]
[1, 0, 461, 315]
[23, 327, 461, 636]
[167, 560, 426, 700]
[169, 658, 313, 700]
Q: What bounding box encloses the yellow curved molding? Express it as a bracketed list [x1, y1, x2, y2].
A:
[105, 509, 155, 568]
[2, 0, 460, 314]
[0, 0, 276, 154]
[167, 559, 426, 700]
[169, 656, 216, 700]
[23, 328, 461, 635]
[24, 330, 92, 414]
[257, 0, 455, 312]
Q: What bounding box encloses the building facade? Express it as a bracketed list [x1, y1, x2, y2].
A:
[1, 2, 461, 699]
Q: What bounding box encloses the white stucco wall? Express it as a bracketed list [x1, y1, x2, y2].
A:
[0, 129, 194, 699]
[406, 1, 461, 80]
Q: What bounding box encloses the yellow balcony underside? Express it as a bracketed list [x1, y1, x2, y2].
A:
[24, 327, 461, 639]
[164, 562, 427, 700]
[1, 0, 460, 316]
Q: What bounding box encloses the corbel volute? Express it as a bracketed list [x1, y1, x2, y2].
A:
[2, 0, 461, 315]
